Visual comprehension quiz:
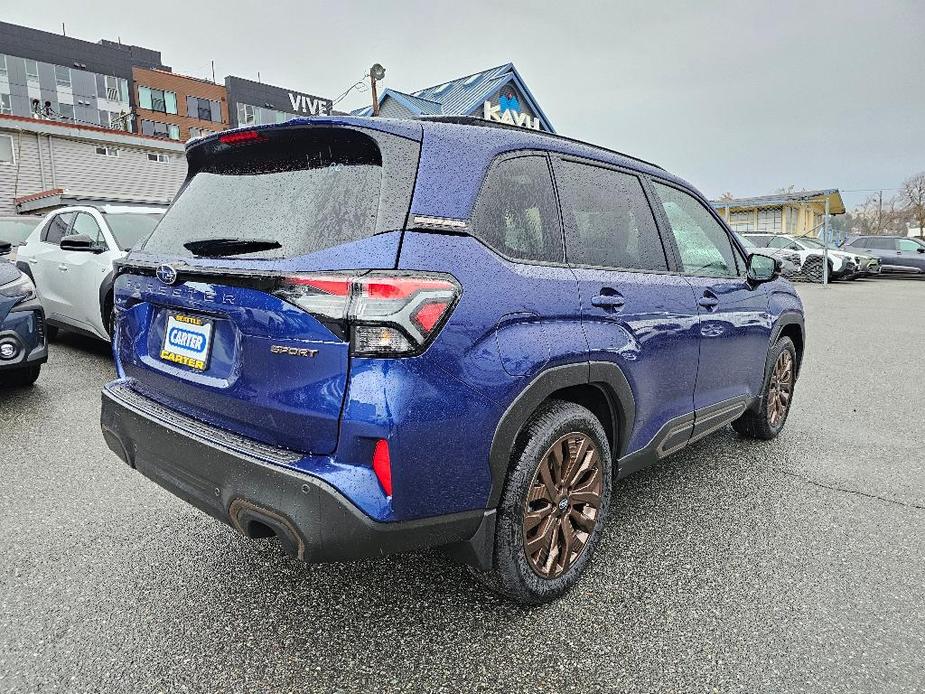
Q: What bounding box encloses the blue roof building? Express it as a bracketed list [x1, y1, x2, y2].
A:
[350, 62, 555, 133]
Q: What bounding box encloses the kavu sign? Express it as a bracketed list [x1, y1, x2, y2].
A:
[482, 85, 542, 130]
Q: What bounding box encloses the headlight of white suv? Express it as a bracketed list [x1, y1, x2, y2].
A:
[0, 273, 37, 306]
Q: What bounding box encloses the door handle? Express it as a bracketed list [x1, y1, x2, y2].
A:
[591, 289, 625, 311]
[58, 264, 69, 272]
[27, 257, 38, 264]
[697, 291, 719, 312]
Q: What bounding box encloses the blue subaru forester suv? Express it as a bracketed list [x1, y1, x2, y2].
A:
[100, 116, 804, 603]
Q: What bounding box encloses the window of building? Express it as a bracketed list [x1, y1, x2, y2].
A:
[0, 134, 14, 165]
[557, 160, 668, 271]
[58, 103, 75, 121]
[0, 94, 11, 115]
[147, 152, 169, 163]
[55, 65, 71, 88]
[471, 155, 563, 263]
[728, 210, 755, 232]
[0, 55, 7, 76]
[25, 59, 39, 82]
[95, 146, 119, 157]
[237, 103, 255, 125]
[139, 86, 178, 115]
[189, 127, 216, 139]
[756, 208, 782, 233]
[652, 182, 739, 277]
[187, 96, 221, 122]
[141, 119, 180, 140]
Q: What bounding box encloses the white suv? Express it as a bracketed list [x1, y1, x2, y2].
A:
[16, 206, 163, 341]
[744, 233, 857, 281]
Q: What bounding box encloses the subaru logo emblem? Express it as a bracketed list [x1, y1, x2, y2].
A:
[156, 264, 178, 285]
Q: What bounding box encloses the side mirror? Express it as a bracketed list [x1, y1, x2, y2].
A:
[0, 240, 11, 256]
[747, 253, 779, 283]
[917, 247, 925, 254]
[60, 234, 104, 253]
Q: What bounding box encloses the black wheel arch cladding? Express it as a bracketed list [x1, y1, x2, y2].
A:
[486, 361, 634, 508]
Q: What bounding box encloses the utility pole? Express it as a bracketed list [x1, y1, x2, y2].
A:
[823, 197, 830, 286]
[877, 190, 883, 234]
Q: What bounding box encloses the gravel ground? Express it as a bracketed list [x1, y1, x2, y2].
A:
[0, 278, 923, 693]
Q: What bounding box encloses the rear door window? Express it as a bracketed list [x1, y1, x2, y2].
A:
[141, 126, 419, 259]
[470, 155, 563, 263]
[556, 159, 668, 271]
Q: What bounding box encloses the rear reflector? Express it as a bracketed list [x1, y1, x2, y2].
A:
[372, 439, 392, 496]
[274, 271, 459, 356]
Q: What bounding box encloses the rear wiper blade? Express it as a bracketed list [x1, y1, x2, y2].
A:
[182, 238, 282, 257]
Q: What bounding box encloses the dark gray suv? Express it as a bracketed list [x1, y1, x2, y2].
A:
[845, 236, 925, 274]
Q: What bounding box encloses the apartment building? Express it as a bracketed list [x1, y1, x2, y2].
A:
[132, 67, 229, 141]
[0, 20, 166, 131]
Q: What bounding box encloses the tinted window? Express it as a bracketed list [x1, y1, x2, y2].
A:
[471, 155, 562, 263]
[746, 234, 772, 247]
[143, 127, 416, 259]
[653, 183, 739, 277]
[557, 160, 667, 271]
[898, 239, 922, 252]
[42, 212, 76, 244]
[70, 213, 103, 244]
[864, 237, 895, 250]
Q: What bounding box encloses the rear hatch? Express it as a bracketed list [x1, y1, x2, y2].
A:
[114, 120, 423, 454]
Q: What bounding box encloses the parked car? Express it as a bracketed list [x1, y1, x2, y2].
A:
[735, 233, 801, 277]
[0, 241, 47, 386]
[744, 233, 862, 281]
[844, 236, 925, 274]
[100, 117, 805, 604]
[0, 215, 43, 262]
[16, 206, 163, 341]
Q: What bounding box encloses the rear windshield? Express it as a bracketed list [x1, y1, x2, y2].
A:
[103, 213, 162, 250]
[141, 126, 419, 259]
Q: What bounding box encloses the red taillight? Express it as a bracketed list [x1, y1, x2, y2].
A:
[372, 439, 392, 496]
[274, 272, 459, 356]
[219, 130, 267, 145]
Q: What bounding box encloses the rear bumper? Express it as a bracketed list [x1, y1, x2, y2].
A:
[100, 381, 491, 564]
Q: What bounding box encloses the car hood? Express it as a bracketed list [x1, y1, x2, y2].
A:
[0, 259, 21, 285]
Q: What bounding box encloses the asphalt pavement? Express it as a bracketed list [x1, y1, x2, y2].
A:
[1, 277, 923, 693]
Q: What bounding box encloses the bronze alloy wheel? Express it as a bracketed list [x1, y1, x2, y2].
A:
[767, 350, 794, 427]
[522, 432, 603, 579]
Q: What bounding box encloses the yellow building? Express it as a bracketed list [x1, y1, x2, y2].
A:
[711, 189, 845, 237]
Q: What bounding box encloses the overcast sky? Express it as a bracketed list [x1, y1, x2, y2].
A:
[6, 1, 923, 207]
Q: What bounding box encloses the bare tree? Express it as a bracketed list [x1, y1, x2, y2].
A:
[900, 172, 925, 236]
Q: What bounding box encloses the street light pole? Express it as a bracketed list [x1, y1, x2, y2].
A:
[369, 63, 386, 117]
[823, 197, 830, 286]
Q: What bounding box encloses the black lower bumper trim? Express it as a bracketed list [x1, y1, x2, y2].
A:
[100, 383, 487, 564]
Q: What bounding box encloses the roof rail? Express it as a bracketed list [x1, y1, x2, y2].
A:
[415, 115, 665, 171]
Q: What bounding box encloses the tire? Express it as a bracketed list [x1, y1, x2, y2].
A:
[2, 364, 41, 387]
[471, 399, 613, 604]
[732, 336, 797, 440]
